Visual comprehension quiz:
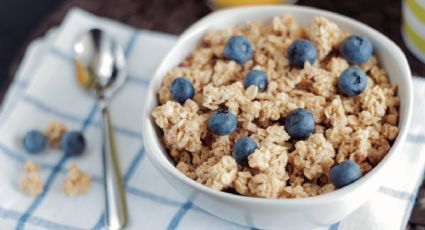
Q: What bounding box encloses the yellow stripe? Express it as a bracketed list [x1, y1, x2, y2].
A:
[211, 0, 284, 7]
[403, 20, 425, 53]
[406, 0, 425, 24]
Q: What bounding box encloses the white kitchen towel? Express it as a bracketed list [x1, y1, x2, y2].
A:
[0, 8, 424, 230]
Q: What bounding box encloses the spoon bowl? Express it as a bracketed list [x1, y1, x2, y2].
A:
[74, 28, 127, 99]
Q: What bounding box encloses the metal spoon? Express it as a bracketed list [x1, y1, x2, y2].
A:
[74, 28, 128, 230]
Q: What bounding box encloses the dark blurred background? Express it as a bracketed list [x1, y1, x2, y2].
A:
[0, 0, 65, 90]
[0, 0, 424, 228]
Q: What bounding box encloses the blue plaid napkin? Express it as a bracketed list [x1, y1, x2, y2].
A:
[0, 8, 424, 230]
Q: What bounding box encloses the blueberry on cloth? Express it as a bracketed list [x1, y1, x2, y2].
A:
[287, 39, 317, 69]
[284, 108, 315, 139]
[61, 131, 86, 156]
[23, 130, 46, 154]
[330, 160, 361, 188]
[233, 136, 257, 166]
[208, 110, 237, 136]
[243, 70, 269, 92]
[224, 35, 253, 64]
[337, 67, 368, 96]
[169, 77, 195, 103]
[340, 35, 372, 64]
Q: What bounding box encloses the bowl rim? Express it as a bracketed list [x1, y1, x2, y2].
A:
[142, 4, 413, 206]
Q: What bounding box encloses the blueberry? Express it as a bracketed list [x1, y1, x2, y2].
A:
[340, 35, 372, 64]
[208, 110, 237, 136]
[330, 160, 361, 188]
[233, 137, 257, 166]
[169, 77, 195, 103]
[284, 108, 315, 139]
[243, 70, 269, 92]
[60, 131, 86, 156]
[287, 39, 317, 69]
[224, 35, 253, 64]
[338, 67, 368, 96]
[23, 130, 46, 154]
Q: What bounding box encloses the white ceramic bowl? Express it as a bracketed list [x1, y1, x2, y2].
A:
[142, 5, 413, 230]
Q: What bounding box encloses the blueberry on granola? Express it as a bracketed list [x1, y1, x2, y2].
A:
[287, 39, 317, 68]
[224, 35, 253, 64]
[243, 70, 269, 92]
[338, 67, 367, 96]
[61, 131, 86, 156]
[169, 77, 195, 103]
[23, 130, 46, 154]
[208, 110, 237, 136]
[340, 35, 372, 64]
[233, 137, 257, 166]
[330, 160, 361, 188]
[284, 108, 315, 139]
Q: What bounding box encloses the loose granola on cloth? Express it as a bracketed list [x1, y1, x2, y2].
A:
[62, 163, 91, 196]
[151, 16, 400, 199]
[20, 161, 44, 196]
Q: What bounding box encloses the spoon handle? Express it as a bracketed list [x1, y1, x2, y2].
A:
[101, 104, 128, 229]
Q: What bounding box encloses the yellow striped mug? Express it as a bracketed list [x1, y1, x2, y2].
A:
[402, 0, 425, 63]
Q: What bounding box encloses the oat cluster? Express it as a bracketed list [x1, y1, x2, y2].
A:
[20, 161, 44, 196]
[152, 16, 400, 198]
[62, 163, 91, 196]
[45, 120, 67, 148]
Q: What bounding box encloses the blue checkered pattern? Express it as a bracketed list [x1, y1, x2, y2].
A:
[0, 8, 424, 230]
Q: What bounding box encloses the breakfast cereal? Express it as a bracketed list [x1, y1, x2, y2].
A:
[151, 16, 399, 198]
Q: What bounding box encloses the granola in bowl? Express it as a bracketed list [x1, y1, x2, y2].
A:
[151, 15, 400, 199]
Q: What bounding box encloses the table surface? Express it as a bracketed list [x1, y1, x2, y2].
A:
[7, 0, 425, 228]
